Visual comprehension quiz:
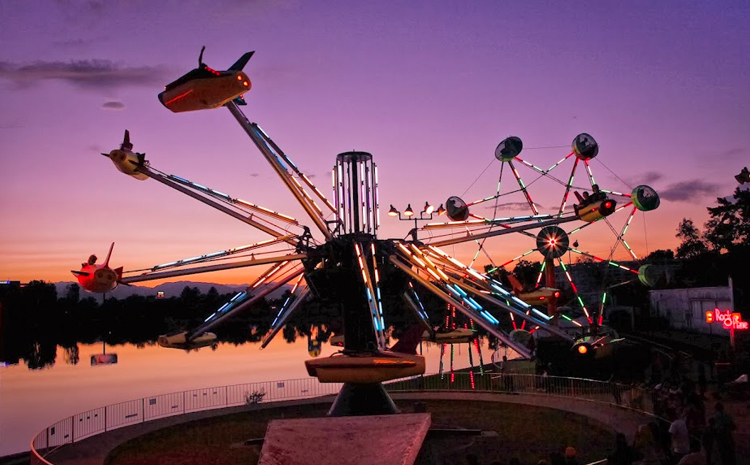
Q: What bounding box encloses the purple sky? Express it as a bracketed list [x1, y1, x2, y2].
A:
[1, 0, 748, 284]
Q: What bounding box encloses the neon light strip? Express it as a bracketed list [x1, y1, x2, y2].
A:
[271, 274, 305, 327]
[584, 159, 597, 186]
[151, 237, 293, 270]
[515, 157, 547, 174]
[370, 242, 386, 331]
[535, 260, 547, 288]
[569, 248, 638, 274]
[508, 160, 539, 215]
[355, 242, 386, 347]
[558, 157, 579, 217]
[546, 152, 575, 173]
[168, 174, 299, 225]
[255, 124, 336, 213]
[618, 206, 638, 259]
[559, 260, 591, 322]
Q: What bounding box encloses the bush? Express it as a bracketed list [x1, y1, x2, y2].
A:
[244, 388, 266, 405]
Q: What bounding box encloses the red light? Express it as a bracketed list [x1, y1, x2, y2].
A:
[243, 81, 249, 87]
[705, 311, 714, 323]
[577, 345, 588, 355]
[554, 291, 560, 298]
[540, 296, 545, 300]
[604, 201, 612, 209]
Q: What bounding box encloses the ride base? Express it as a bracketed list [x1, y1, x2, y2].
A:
[258, 413, 431, 465]
[328, 382, 399, 416]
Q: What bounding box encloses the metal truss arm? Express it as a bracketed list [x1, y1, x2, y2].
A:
[388, 255, 533, 359]
[120, 253, 305, 284]
[188, 264, 305, 340]
[125, 237, 298, 275]
[427, 214, 580, 247]
[354, 241, 387, 350]
[261, 285, 311, 349]
[225, 102, 333, 240]
[137, 165, 298, 245]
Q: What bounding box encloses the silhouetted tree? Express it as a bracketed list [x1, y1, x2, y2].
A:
[644, 249, 675, 262]
[512, 260, 542, 289]
[675, 219, 709, 259]
[704, 186, 750, 252]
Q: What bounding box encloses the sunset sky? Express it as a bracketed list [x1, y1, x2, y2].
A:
[1, 0, 748, 286]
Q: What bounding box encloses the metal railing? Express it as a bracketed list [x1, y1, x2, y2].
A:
[30, 372, 654, 464]
[388, 372, 653, 412]
[30, 378, 343, 464]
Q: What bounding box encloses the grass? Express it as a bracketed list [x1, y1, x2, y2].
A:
[105, 399, 615, 465]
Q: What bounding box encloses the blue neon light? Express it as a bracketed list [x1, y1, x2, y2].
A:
[532, 308, 552, 320]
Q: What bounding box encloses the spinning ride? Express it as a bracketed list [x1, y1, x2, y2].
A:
[417, 133, 660, 339]
[90, 48, 659, 414]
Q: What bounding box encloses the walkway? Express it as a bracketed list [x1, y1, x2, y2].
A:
[40, 392, 655, 465]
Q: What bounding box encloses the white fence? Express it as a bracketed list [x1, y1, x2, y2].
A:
[31, 373, 651, 465]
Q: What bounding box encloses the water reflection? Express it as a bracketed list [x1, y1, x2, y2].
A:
[0, 284, 497, 455]
[0, 337, 485, 456]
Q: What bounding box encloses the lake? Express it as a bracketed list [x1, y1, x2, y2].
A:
[0, 337, 490, 456]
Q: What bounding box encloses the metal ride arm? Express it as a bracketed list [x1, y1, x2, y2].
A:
[388, 254, 533, 359]
[129, 236, 299, 274]
[426, 214, 581, 247]
[136, 165, 299, 245]
[225, 102, 333, 240]
[354, 241, 387, 350]
[261, 284, 311, 349]
[401, 289, 432, 330]
[422, 214, 555, 231]
[398, 243, 573, 341]
[187, 262, 305, 341]
[120, 253, 305, 284]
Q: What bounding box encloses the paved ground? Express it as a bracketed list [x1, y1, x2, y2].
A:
[35, 392, 657, 465]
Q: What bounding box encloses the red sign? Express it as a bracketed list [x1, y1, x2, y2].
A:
[707, 308, 749, 330]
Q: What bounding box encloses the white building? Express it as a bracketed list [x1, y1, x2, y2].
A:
[649, 278, 734, 334]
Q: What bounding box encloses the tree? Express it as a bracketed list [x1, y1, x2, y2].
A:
[64, 283, 80, 303]
[704, 187, 750, 252]
[512, 260, 542, 289]
[675, 219, 709, 259]
[644, 249, 675, 262]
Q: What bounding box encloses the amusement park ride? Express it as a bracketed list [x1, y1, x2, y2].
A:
[71, 242, 123, 294]
[78, 48, 661, 414]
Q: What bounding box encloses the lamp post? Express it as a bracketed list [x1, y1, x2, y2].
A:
[388, 201, 445, 241]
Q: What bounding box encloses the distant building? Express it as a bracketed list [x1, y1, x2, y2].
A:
[649, 278, 734, 334]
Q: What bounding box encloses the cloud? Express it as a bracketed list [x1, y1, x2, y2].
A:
[719, 147, 746, 159]
[638, 171, 663, 185]
[101, 101, 125, 110]
[0, 59, 170, 90]
[0, 119, 23, 129]
[659, 180, 721, 202]
[249, 173, 260, 178]
[53, 38, 95, 48]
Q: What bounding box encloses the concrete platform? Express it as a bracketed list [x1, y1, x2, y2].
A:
[258, 413, 431, 465]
